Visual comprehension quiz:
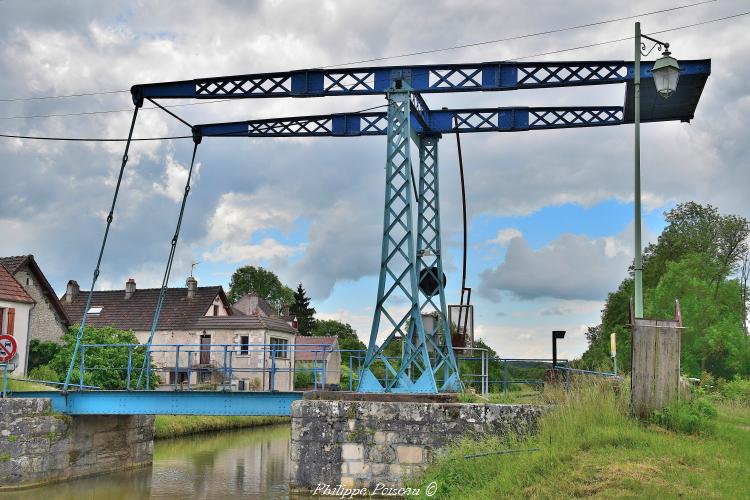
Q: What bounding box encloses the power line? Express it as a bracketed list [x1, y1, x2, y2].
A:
[0, 98, 233, 120]
[0, 104, 388, 142]
[0, 0, 716, 103]
[0, 9, 747, 134]
[322, 0, 717, 68]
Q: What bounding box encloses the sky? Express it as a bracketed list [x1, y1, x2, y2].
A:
[1, 0, 749, 360]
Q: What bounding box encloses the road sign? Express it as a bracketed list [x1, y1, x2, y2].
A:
[0, 335, 17, 363]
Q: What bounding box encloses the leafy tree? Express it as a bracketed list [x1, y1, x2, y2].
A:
[581, 202, 750, 378]
[290, 283, 316, 335]
[47, 325, 158, 389]
[27, 339, 60, 372]
[227, 265, 294, 309]
[311, 319, 366, 362]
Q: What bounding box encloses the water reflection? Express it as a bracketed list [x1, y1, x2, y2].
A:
[0, 424, 294, 500]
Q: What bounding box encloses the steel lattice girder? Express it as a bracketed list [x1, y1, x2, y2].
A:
[131, 60, 709, 101]
[416, 135, 461, 392]
[194, 106, 626, 138]
[358, 89, 437, 394]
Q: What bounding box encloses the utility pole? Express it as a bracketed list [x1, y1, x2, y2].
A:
[634, 21, 644, 318]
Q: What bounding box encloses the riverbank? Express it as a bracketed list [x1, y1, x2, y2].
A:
[415, 380, 750, 498]
[154, 415, 290, 439]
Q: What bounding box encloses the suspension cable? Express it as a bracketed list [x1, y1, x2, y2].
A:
[453, 117, 471, 340]
[136, 135, 201, 388]
[63, 105, 141, 390]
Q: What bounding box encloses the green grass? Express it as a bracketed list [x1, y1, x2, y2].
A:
[5, 378, 55, 392]
[153, 415, 290, 439]
[414, 378, 750, 499]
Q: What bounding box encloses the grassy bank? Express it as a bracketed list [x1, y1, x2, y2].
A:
[154, 415, 290, 439]
[415, 379, 750, 499]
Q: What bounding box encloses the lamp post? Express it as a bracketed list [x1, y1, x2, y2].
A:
[633, 22, 680, 317]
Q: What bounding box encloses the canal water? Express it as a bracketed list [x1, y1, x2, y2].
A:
[0, 424, 300, 500]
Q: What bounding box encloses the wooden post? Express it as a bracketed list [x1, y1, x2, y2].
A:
[631, 300, 683, 417]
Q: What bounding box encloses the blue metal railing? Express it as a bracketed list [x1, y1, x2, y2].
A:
[1, 363, 7, 398]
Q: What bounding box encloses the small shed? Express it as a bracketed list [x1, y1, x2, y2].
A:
[294, 336, 341, 389]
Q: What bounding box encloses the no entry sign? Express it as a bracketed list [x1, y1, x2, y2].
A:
[0, 335, 17, 363]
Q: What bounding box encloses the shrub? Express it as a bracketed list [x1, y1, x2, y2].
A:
[294, 369, 315, 389]
[28, 365, 60, 383]
[721, 377, 750, 404]
[649, 397, 717, 435]
[27, 340, 61, 372]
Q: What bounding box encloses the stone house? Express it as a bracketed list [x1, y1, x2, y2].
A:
[60, 276, 297, 391]
[0, 264, 34, 376]
[294, 336, 341, 388]
[0, 255, 70, 344]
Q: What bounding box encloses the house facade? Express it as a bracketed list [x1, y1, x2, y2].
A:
[0, 255, 69, 344]
[0, 264, 34, 376]
[60, 276, 297, 391]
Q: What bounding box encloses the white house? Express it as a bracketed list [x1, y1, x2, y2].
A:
[0, 264, 34, 376]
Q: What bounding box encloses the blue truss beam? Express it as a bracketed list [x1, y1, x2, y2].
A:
[194, 106, 624, 138]
[131, 60, 709, 101]
[11, 391, 303, 416]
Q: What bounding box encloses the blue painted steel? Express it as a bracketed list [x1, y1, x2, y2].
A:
[1, 364, 7, 398]
[131, 60, 710, 101]
[416, 135, 462, 392]
[195, 106, 625, 138]
[358, 88, 437, 394]
[10, 391, 302, 416]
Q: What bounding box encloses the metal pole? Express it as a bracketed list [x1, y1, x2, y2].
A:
[126, 346, 132, 390]
[503, 361, 508, 393]
[2, 364, 7, 397]
[174, 345, 180, 391]
[79, 346, 86, 389]
[634, 21, 644, 318]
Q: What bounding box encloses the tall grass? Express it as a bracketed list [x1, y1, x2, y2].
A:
[414, 376, 750, 499]
[154, 415, 290, 439]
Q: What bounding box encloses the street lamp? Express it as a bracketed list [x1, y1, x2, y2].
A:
[633, 22, 680, 318]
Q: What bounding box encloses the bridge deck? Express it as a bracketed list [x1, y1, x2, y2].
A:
[10, 391, 303, 416]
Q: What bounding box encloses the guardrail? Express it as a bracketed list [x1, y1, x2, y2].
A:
[56, 340, 580, 394]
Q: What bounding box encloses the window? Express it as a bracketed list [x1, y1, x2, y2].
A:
[168, 370, 188, 385]
[213, 304, 219, 316]
[239, 335, 249, 355]
[87, 306, 103, 315]
[270, 337, 289, 359]
[1, 308, 15, 336]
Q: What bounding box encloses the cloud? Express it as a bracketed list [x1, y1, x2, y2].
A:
[489, 228, 523, 246]
[478, 228, 635, 301]
[152, 154, 201, 202]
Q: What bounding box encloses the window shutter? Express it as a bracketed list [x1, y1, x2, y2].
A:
[7, 308, 15, 336]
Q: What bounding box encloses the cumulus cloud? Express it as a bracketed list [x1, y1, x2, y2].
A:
[489, 228, 523, 246]
[478, 229, 634, 301]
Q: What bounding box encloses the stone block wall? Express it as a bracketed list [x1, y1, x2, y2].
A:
[0, 398, 154, 490]
[290, 400, 543, 491]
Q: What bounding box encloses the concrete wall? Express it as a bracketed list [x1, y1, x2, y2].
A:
[0, 398, 154, 490]
[0, 299, 32, 376]
[13, 267, 67, 344]
[290, 400, 543, 492]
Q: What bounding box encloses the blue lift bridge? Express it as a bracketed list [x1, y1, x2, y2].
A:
[11, 56, 710, 414]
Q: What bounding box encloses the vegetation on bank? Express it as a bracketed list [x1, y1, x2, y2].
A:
[582, 202, 750, 379]
[153, 415, 290, 439]
[415, 378, 750, 499]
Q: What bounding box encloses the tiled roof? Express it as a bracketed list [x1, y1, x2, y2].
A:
[0, 254, 70, 326]
[60, 286, 229, 331]
[295, 336, 338, 361]
[0, 265, 33, 304]
[0, 255, 29, 275]
[195, 315, 297, 334]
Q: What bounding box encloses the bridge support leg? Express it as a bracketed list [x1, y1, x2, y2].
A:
[358, 88, 437, 393]
[416, 135, 462, 392]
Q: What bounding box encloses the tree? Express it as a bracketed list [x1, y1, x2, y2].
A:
[46, 325, 158, 389]
[290, 283, 316, 335]
[581, 202, 750, 378]
[227, 265, 294, 310]
[27, 339, 60, 372]
[311, 319, 366, 362]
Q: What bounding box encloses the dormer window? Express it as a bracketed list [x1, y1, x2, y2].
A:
[87, 306, 103, 315]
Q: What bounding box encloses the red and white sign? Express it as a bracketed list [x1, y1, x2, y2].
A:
[0, 335, 17, 363]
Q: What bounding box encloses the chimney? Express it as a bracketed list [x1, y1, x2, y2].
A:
[65, 280, 79, 303]
[186, 276, 198, 299]
[125, 278, 136, 299]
